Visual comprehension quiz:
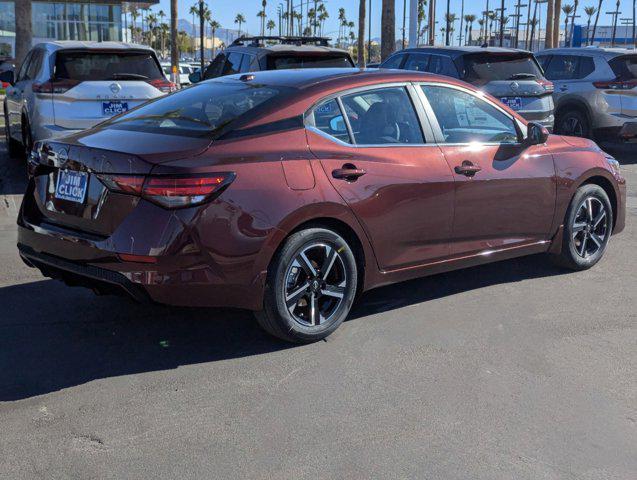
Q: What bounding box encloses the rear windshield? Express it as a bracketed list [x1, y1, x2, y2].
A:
[105, 81, 293, 138]
[267, 54, 354, 70]
[609, 55, 637, 80]
[460, 53, 544, 85]
[54, 51, 163, 82]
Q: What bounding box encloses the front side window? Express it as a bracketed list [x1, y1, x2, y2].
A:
[421, 85, 519, 144]
[105, 82, 293, 138]
[380, 53, 406, 69]
[340, 87, 424, 145]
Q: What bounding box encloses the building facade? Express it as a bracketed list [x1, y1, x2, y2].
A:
[0, 1, 157, 57]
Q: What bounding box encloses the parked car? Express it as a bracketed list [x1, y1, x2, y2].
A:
[536, 47, 637, 141]
[18, 69, 625, 343]
[189, 36, 355, 83]
[1, 41, 176, 158]
[161, 61, 195, 85]
[381, 46, 555, 130]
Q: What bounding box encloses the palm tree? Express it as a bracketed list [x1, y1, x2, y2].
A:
[294, 11, 303, 35]
[235, 13, 246, 36]
[130, 7, 140, 43]
[417, 0, 428, 45]
[147, 12, 158, 50]
[257, 11, 267, 36]
[210, 20, 220, 57]
[381, 0, 395, 59]
[478, 18, 485, 43]
[562, 4, 573, 47]
[464, 14, 476, 45]
[318, 5, 329, 36]
[337, 8, 346, 46]
[357, 0, 366, 65]
[169, 0, 178, 82]
[203, 8, 211, 54]
[189, 4, 199, 53]
[584, 6, 596, 45]
[568, 0, 579, 46]
[158, 10, 167, 56]
[267, 19, 276, 35]
[445, 13, 456, 45]
[591, 0, 603, 46]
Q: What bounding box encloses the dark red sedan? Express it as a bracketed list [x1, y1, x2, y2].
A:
[18, 69, 626, 342]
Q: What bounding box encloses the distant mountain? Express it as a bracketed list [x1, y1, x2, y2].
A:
[178, 19, 242, 46]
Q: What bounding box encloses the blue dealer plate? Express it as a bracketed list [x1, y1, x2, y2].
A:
[102, 101, 129, 116]
[55, 170, 88, 204]
[500, 97, 522, 110]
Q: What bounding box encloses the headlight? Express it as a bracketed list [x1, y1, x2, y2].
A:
[605, 154, 621, 175]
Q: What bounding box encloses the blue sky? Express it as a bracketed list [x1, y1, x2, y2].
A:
[156, 0, 624, 40]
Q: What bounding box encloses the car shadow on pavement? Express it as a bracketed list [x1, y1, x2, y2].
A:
[0, 254, 568, 401]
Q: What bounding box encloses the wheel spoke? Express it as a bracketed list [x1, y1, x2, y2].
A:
[585, 198, 594, 222]
[572, 222, 587, 233]
[589, 233, 603, 249]
[592, 209, 606, 229]
[309, 292, 320, 326]
[321, 246, 338, 280]
[321, 284, 345, 299]
[578, 235, 588, 257]
[297, 251, 317, 277]
[285, 281, 310, 308]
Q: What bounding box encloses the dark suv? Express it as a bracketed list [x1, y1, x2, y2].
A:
[381, 46, 555, 130]
[190, 36, 354, 83]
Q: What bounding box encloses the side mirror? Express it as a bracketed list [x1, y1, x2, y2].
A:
[0, 70, 14, 86]
[329, 115, 347, 133]
[188, 71, 201, 84]
[525, 122, 549, 146]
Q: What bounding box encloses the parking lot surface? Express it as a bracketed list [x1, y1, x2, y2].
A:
[0, 136, 636, 479]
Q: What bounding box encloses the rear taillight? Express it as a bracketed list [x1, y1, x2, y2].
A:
[593, 79, 637, 90]
[537, 79, 554, 92]
[97, 173, 235, 209]
[32, 79, 80, 94]
[147, 78, 178, 93]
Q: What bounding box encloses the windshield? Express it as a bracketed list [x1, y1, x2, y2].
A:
[105, 81, 292, 138]
[609, 55, 637, 80]
[55, 50, 164, 81]
[267, 54, 354, 69]
[460, 53, 544, 85]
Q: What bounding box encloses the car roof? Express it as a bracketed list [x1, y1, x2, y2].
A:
[34, 41, 155, 53]
[391, 46, 534, 58]
[212, 67, 461, 90]
[537, 47, 636, 58]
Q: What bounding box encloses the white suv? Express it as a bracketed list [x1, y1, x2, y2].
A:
[537, 47, 637, 141]
[2, 41, 176, 158]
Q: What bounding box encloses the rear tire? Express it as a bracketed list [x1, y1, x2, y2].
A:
[4, 108, 21, 158]
[550, 184, 613, 270]
[21, 117, 33, 160]
[556, 109, 591, 138]
[255, 227, 358, 343]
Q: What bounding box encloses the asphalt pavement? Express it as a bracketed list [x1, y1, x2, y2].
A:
[0, 135, 635, 479]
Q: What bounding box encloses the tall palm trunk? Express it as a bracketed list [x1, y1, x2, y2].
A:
[569, 0, 579, 46]
[15, 0, 32, 67]
[545, 0, 554, 48]
[428, 0, 436, 45]
[170, 0, 178, 84]
[553, 0, 562, 46]
[381, 0, 395, 59]
[591, 0, 602, 45]
[357, 0, 366, 66]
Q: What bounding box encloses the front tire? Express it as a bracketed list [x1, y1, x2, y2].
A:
[551, 184, 613, 270]
[256, 227, 358, 343]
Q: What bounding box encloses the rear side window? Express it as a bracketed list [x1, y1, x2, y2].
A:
[106, 82, 293, 138]
[404, 53, 430, 72]
[422, 85, 519, 144]
[543, 55, 593, 80]
[460, 53, 544, 84]
[426, 55, 458, 77]
[266, 54, 354, 69]
[609, 55, 637, 80]
[381, 53, 406, 69]
[54, 51, 163, 81]
[222, 52, 244, 75]
[26, 49, 44, 79]
[340, 87, 424, 145]
[311, 98, 352, 144]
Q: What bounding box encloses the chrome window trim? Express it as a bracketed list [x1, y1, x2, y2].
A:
[415, 81, 526, 146]
[304, 81, 437, 148]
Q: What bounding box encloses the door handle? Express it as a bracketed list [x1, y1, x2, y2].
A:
[454, 161, 481, 177]
[332, 164, 366, 181]
[559, 85, 568, 91]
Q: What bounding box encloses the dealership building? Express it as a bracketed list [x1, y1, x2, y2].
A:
[0, 1, 157, 57]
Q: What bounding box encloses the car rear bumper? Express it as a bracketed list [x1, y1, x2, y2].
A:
[17, 204, 267, 311]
